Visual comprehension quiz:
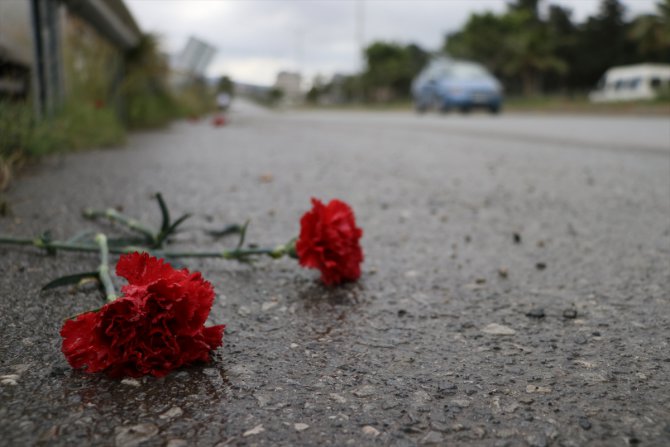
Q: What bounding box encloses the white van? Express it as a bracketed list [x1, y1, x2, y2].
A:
[589, 63, 670, 102]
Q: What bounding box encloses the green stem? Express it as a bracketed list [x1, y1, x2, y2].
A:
[0, 235, 145, 254]
[83, 208, 157, 245]
[94, 233, 117, 302]
[0, 235, 296, 262]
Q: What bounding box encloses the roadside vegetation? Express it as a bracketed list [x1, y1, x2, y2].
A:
[308, 0, 670, 105]
[0, 32, 213, 191]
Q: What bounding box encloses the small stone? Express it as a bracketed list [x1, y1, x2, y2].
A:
[243, 424, 265, 437]
[261, 301, 278, 312]
[0, 374, 19, 386]
[497, 428, 517, 438]
[259, 173, 274, 183]
[361, 426, 380, 437]
[535, 262, 547, 270]
[166, 440, 188, 447]
[114, 423, 159, 447]
[37, 425, 60, 442]
[238, 306, 251, 316]
[519, 396, 535, 404]
[513, 233, 522, 244]
[498, 268, 509, 279]
[574, 335, 587, 345]
[526, 432, 548, 447]
[159, 406, 183, 420]
[121, 379, 140, 387]
[472, 426, 487, 439]
[329, 393, 347, 404]
[289, 343, 299, 349]
[450, 399, 471, 408]
[526, 385, 551, 394]
[421, 431, 444, 444]
[353, 385, 376, 397]
[578, 417, 592, 430]
[412, 390, 432, 404]
[525, 308, 545, 319]
[255, 393, 270, 407]
[437, 381, 457, 395]
[294, 423, 309, 432]
[482, 323, 516, 336]
[563, 309, 577, 319]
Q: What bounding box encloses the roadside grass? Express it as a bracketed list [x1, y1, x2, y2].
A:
[504, 95, 670, 115]
[300, 95, 670, 116]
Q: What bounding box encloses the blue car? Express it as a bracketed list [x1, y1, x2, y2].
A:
[412, 57, 503, 114]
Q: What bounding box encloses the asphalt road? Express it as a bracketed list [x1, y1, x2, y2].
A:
[1, 102, 669, 446]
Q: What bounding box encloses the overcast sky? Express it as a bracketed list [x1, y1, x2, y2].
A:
[125, 0, 658, 86]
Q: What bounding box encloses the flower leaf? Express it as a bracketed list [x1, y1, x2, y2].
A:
[206, 223, 243, 238]
[155, 193, 171, 234]
[236, 220, 251, 250]
[42, 272, 100, 291]
[166, 213, 191, 236]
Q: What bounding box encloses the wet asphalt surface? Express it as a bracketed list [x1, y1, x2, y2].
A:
[1, 102, 669, 446]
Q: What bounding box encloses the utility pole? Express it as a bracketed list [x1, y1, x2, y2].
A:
[355, 0, 365, 102]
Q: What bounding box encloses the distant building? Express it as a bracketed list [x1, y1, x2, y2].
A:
[0, 0, 140, 117]
[274, 71, 302, 105]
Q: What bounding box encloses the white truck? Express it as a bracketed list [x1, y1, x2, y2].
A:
[589, 63, 670, 102]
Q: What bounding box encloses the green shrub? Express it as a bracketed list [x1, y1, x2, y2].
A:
[27, 102, 125, 156]
[0, 101, 32, 160]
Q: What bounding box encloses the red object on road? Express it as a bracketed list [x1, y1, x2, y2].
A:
[212, 115, 226, 127]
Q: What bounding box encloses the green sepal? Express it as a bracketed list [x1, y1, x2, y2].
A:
[42, 271, 100, 291]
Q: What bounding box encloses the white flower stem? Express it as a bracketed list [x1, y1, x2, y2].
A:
[94, 233, 118, 302]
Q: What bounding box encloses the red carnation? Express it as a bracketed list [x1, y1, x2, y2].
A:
[60, 252, 224, 378]
[212, 115, 226, 127]
[296, 198, 363, 286]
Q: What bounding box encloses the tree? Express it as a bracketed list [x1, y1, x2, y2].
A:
[362, 41, 428, 102]
[544, 5, 578, 92]
[444, 12, 510, 76]
[217, 76, 234, 95]
[444, 5, 566, 95]
[442, 0, 665, 95]
[306, 86, 320, 104]
[628, 0, 670, 61]
[571, 0, 636, 89]
[501, 9, 567, 95]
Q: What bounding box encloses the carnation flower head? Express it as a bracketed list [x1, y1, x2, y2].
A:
[60, 252, 224, 378]
[296, 198, 363, 286]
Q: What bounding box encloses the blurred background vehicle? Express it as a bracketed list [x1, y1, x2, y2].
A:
[588, 63, 670, 102]
[412, 57, 503, 114]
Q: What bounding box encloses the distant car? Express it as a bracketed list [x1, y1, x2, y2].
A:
[588, 63, 670, 102]
[412, 57, 503, 114]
